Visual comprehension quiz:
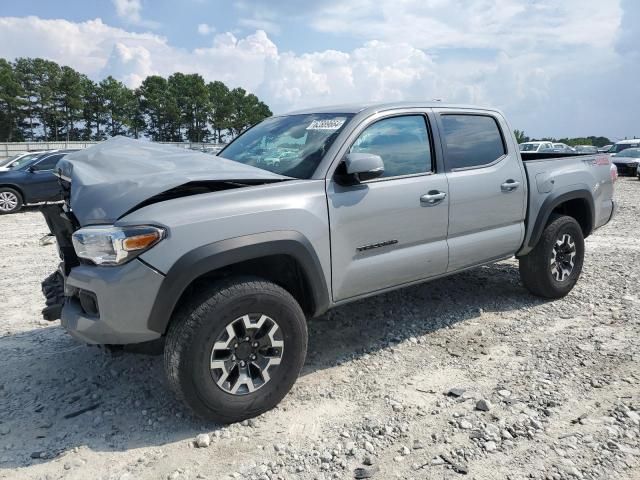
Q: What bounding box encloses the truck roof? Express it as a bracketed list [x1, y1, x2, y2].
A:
[284, 101, 501, 116]
[615, 139, 640, 144]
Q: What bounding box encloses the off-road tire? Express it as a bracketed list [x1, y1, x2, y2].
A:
[519, 214, 585, 298]
[164, 276, 307, 423]
[0, 187, 23, 214]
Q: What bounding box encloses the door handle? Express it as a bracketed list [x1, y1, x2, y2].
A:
[501, 180, 520, 192]
[420, 190, 447, 206]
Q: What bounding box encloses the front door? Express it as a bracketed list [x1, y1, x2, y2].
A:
[327, 112, 450, 302]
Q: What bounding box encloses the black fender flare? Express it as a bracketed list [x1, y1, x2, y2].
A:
[527, 187, 594, 250]
[146, 231, 330, 334]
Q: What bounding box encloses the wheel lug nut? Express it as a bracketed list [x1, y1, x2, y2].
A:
[252, 342, 258, 348]
[244, 337, 250, 342]
[234, 343, 238, 348]
[239, 360, 246, 367]
[250, 354, 256, 360]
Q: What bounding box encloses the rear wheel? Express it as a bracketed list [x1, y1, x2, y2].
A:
[0, 188, 22, 214]
[519, 214, 585, 299]
[164, 276, 307, 423]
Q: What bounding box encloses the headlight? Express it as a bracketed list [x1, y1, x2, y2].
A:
[72, 225, 165, 266]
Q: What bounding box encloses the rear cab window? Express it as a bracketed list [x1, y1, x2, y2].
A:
[440, 114, 506, 170]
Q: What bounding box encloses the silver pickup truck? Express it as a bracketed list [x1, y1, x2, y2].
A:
[40, 102, 616, 423]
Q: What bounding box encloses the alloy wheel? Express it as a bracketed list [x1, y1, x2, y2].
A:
[210, 313, 284, 395]
[550, 233, 577, 282]
[0, 191, 18, 212]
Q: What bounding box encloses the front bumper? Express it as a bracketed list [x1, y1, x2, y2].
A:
[612, 162, 638, 176]
[59, 259, 165, 344]
[40, 204, 166, 345]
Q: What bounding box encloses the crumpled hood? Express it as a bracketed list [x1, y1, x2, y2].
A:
[56, 136, 288, 225]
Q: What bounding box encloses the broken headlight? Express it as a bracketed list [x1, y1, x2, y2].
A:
[72, 225, 165, 266]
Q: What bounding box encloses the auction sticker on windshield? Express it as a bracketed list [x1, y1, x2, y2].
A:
[306, 118, 346, 130]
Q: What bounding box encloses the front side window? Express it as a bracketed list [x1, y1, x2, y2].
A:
[441, 114, 506, 170]
[220, 113, 353, 179]
[350, 115, 432, 178]
[8, 153, 42, 170]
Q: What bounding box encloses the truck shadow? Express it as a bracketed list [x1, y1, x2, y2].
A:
[0, 260, 548, 468]
[305, 260, 545, 372]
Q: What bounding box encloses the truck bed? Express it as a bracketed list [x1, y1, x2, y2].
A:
[519, 152, 615, 256]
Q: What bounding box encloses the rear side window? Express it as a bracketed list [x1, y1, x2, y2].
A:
[350, 115, 432, 178]
[441, 115, 506, 170]
[33, 154, 64, 171]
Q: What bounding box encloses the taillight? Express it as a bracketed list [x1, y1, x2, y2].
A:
[610, 163, 618, 182]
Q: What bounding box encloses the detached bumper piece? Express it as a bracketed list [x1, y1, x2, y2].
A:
[41, 271, 65, 321]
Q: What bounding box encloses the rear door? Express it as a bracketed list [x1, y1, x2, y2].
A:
[327, 110, 449, 301]
[434, 110, 527, 271]
[24, 153, 65, 202]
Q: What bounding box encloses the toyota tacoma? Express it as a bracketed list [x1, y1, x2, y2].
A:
[40, 102, 617, 423]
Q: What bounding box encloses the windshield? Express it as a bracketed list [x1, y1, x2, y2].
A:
[0, 153, 24, 167]
[220, 113, 354, 178]
[616, 149, 640, 158]
[520, 143, 541, 152]
[610, 142, 640, 153]
[7, 153, 44, 170]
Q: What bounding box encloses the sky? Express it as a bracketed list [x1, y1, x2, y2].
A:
[0, 0, 638, 140]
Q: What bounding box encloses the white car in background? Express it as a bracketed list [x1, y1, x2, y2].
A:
[552, 143, 576, 153]
[608, 139, 640, 157]
[574, 145, 599, 154]
[519, 141, 555, 153]
[0, 151, 47, 172]
[611, 147, 640, 176]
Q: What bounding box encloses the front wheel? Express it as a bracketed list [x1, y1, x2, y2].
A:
[164, 277, 308, 423]
[519, 214, 585, 299]
[0, 188, 23, 214]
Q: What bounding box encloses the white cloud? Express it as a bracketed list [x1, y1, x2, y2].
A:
[197, 23, 215, 35]
[112, 0, 159, 28]
[113, 0, 141, 21]
[238, 17, 281, 35]
[0, 2, 638, 139]
[309, 0, 621, 52]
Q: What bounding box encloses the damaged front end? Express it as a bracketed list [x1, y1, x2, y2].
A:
[37, 137, 292, 331]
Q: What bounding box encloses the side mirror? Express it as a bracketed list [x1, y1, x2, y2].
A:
[27, 165, 36, 173]
[335, 153, 384, 186]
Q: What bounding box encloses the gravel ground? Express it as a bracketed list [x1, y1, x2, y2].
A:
[0, 179, 638, 480]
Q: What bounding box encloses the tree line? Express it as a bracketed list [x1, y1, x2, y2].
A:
[514, 130, 612, 147]
[0, 57, 272, 143]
